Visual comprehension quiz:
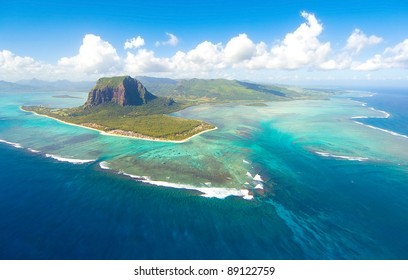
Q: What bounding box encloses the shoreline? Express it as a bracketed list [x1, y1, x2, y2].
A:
[20, 106, 217, 143]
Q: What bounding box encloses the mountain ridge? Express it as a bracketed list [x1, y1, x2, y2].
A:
[84, 76, 157, 107]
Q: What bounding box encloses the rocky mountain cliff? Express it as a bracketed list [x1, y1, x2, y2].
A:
[84, 76, 157, 107]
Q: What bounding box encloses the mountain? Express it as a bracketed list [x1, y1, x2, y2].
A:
[2, 76, 330, 101]
[17, 79, 94, 91]
[84, 76, 157, 107]
[136, 76, 177, 85]
[136, 77, 300, 101]
[22, 76, 212, 142]
[0, 80, 34, 92]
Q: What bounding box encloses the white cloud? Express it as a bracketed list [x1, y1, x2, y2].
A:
[319, 55, 353, 70]
[319, 29, 383, 70]
[353, 54, 384, 71]
[145, 12, 332, 74]
[124, 36, 145, 49]
[172, 41, 225, 71]
[58, 34, 121, 74]
[124, 41, 225, 76]
[355, 39, 408, 70]
[0, 50, 42, 72]
[155, 33, 179, 47]
[125, 49, 169, 73]
[345, 29, 383, 54]
[3, 12, 408, 82]
[385, 39, 408, 67]
[265, 11, 331, 69]
[0, 50, 51, 81]
[224, 34, 256, 63]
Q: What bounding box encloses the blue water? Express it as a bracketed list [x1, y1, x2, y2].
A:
[0, 146, 295, 259]
[354, 88, 408, 136]
[1, 88, 408, 259]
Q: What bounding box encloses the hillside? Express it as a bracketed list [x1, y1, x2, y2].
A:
[9, 79, 93, 92]
[85, 76, 157, 107]
[22, 76, 215, 142]
[136, 77, 310, 103]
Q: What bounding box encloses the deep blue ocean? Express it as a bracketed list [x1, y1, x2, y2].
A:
[354, 87, 408, 136]
[1, 88, 408, 259]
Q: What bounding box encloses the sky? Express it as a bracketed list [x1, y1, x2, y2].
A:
[1, 0, 408, 85]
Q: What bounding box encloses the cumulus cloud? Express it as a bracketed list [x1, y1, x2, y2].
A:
[3, 12, 408, 82]
[266, 11, 331, 69]
[124, 41, 226, 76]
[124, 36, 145, 49]
[319, 29, 383, 70]
[0, 50, 42, 71]
[58, 34, 120, 74]
[155, 33, 179, 47]
[355, 39, 408, 70]
[125, 12, 332, 75]
[0, 50, 51, 81]
[319, 54, 353, 70]
[224, 34, 256, 63]
[385, 39, 408, 67]
[172, 41, 225, 71]
[345, 29, 383, 54]
[354, 54, 384, 71]
[125, 49, 169, 73]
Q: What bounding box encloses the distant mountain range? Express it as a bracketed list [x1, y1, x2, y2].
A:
[1, 76, 331, 102]
[136, 76, 302, 102]
[0, 79, 94, 92]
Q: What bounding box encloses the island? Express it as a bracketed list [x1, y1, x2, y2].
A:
[21, 76, 333, 142]
[22, 76, 216, 142]
[52, 95, 82, 99]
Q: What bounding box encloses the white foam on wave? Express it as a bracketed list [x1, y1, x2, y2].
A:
[0, 139, 23, 149]
[351, 111, 390, 120]
[354, 121, 408, 139]
[351, 116, 369, 119]
[121, 172, 144, 180]
[27, 148, 40, 153]
[243, 159, 250, 164]
[246, 171, 265, 190]
[45, 154, 96, 164]
[368, 107, 390, 118]
[253, 174, 264, 182]
[348, 100, 408, 139]
[240, 189, 254, 200]
[99, 161, 111, 170]
[352, 100, 390, 119]
[315, 151, 368, 162]
[120, 172, 253, 200]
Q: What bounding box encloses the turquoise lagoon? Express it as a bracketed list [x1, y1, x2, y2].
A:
[0, 88, 407, 259]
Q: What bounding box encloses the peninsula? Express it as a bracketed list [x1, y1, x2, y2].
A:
[22, 76, 215, 142]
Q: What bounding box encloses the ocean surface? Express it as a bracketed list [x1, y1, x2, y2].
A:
[0, 88, 407, 259]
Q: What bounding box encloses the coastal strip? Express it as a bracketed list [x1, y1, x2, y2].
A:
[20, 106, 217, 143]
[45, 154, 96, 164]
[315, 151, 369, 161]
[353, 121, 408, 139]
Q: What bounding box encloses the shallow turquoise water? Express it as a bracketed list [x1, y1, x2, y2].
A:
[0, 88, 407, 259]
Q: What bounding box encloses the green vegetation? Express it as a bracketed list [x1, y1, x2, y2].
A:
[22, 76, 334, 142]
[22, 100, 215, 141]
[93, 76, 129, 89]
[137, 77, 330, 104]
